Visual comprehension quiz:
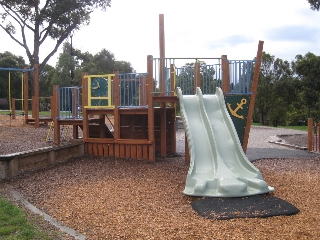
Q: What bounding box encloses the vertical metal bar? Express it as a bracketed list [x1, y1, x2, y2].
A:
[246, 61, 248, 92]
[126, 76, 128, 106]
[62, 87, 64, 118]
[119, 74, 122, 106]
[242, 61, 245, 93]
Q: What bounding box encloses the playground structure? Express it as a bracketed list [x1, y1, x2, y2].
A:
[0, 14, 275, 198]
[49, 15, 262, 164]
[0, 14, 263, 163]
[49, 38, 262, 161]
[1, 42, 264, 163]
[0, 65, 55, 125]
[48, 39, 274, 197]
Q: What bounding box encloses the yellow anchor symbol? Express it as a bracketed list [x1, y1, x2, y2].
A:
[227, 98, 247, 119]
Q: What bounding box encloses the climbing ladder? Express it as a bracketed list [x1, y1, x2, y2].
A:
[46, 121, 71, 142]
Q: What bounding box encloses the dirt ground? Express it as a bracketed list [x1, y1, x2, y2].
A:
[1, 116, 320, 239]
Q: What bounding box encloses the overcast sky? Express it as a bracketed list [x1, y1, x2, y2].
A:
[1, 0, 320, 72]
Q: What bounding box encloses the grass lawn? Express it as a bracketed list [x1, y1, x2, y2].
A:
[251, 122, 308, 131]
[0, 195, 69, 240]
[0, 197, 51, 240]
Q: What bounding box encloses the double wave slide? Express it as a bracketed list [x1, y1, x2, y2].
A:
[177, 87, 274, 197]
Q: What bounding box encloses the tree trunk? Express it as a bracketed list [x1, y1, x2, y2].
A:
[259, 111, 268, 125]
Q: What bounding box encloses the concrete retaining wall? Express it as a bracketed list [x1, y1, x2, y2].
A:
[0, 142, 84, 179]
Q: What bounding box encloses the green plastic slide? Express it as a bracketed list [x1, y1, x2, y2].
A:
[177, 87, 274, 197]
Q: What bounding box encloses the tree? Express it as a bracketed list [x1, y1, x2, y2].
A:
[294, 52, 320, 119]
[255, 52, 296, 126]
[50, 43, 134, 90]
[51, 52, 76, 87]
[0, 0, 111, 71]
[307, 0, 320, 10]
[176, 61, 217, 95]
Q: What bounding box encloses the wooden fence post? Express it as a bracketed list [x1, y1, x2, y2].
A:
[308, 118, 313, 151]
[221, 55, 230, 93]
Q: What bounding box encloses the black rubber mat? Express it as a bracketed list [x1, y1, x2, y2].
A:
[191, 194, 299, 220]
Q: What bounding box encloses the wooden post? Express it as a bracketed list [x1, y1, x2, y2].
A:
[170, 63, 176, 153]
[23, 71, 28, 124]
[146, 56, 153, 106]
[52, 85, 59, 144]
[159, 14, 167, 158]
[113, 72, 120, 145]
[159, 14, 165, 96]
[222, 55, 230, 93]
[160, 107, 167, 158]
[52, 85, 59, 119]
[194, 61, 201, 93]
[185, 132, 190, 162]
[147, 55, 155, 161]
[308, 118, 313, 151]
[242, 41, 264, 152]
[54, 117, 60, 145]
[33, 64, 39, 127]
[81, 73, 88, 140]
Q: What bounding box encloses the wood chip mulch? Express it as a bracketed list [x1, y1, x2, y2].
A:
[1, 116, 319, 239]
[3, 156, 320, 239]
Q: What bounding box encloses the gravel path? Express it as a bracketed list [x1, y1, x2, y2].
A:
[246, 126, 316, 161]
[1, 117, 319, 239]
[248, 125, 307, 148]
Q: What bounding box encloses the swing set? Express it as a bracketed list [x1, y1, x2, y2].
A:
[0, 65, 52, 127]
[0, 67, 34, 114]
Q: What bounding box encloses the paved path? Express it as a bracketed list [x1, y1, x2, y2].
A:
[175, 126, 318, 161]
[246, 147, 316, 161]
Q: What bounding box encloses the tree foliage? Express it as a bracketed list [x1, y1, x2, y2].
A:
[294, 52, 320, 119]
[176, 61, 218, 95]
[255, 52, 299, 126]
[307, 0, 320, 10]
[47, 42, 134, 91]
[0, 0, 111, 71]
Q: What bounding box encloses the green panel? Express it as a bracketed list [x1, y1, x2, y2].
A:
[224, 95, 251, 145]
[91, 77, 108, 106]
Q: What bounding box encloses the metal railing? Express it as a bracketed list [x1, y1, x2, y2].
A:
[84, 73, 148, 109]
[228, 60, 256, 94]
[152, 57, 223, 96]
[58, 86, 82, 119]
[118, 73, 148, 107]
[151, 57, 255, 96]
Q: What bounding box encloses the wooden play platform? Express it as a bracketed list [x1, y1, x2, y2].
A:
[50, 39, 263, 161]
[2, 15, 264, 162]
